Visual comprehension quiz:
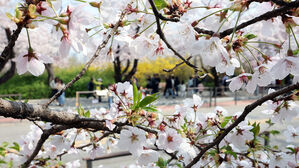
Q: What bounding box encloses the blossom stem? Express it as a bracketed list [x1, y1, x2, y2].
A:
[289, 28, 291, 50]
[244, 45, 259, 63]
[215, 11, 235, 34]
[195, 8, 229, 26]
[236, 52, 244, 71]
[289, 26, 299, 48]
[246, 41, 280, 47]
[26, 28, 32, 51]
[239, 51, 253, 73]
[230, 11, 242, 44]
[37, 15, 60, 22]
[138, 21, 156, 35]
[89, 28, 103, 38]
[189, 6, 209, 10]
[246, 44, 266, 57]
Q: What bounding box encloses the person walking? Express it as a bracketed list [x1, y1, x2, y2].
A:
[151, 74, 160, 94]
[87, 77, 96, 99]
[165, 75, 175, 99]
[95, 78, 103, 102]
[56, 78, 65, 106]
[50, 77, 59, 97]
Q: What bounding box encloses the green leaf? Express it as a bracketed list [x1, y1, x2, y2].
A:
[9, 142, 20, 152]
[225, 150, 237, 159]
[175, 163, 183, 168]
[154, 0, 169, 11]
[84, 110, 90, 118]
[250, 122, 260, 138]
[286, 147, 296, 153]
[137, 91, 142, 104]
[1, 142, 8, 148]
[77, 106, 84, 116]
[220, 116, 232, 128]
[142, 106, 158, 112]
[156, 157, 167, 168]
[244, 33, 257, 40]
[0, 160, 6, 164]
[292, 49, 299, 55]
[269, 130, 280, 135]
[139, 93, 159, 108]
[7, 160, 13, 168]
[133, 82, 138, 106]
[265, 119, 274, 127]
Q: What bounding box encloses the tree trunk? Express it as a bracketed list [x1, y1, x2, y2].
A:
[0, 28, 16, 85]
[113, 56, 139, 83]
[0, 61, 16, 85]
[45, 64, 55, 84]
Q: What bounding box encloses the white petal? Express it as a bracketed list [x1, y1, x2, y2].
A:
[15, 55, 28, 75]
[37, 54, 53, 64]
[27, 59, 45, 76]
[59, 38, 71, 57]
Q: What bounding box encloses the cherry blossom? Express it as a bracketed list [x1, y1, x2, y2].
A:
[283, 125, 299, 143]
[227, 73, 253, 93]
[157, 128, 183, 153]
[137, 150, 159, 166]
[118, 127, 146, 157]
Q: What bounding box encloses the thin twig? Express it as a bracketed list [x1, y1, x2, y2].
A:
[22, 125, 70, 168]
[148, 0, 198, 71]
[186, 82, 299, 168]
[193, 0, 299, 38]
[163, 56, 192, 72]
[43, 11, 127, 107]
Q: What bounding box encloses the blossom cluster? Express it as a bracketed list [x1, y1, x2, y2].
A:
[0, 0, 299, 167]
[1, 82, 299, 167]
[0, 0, 297, 92]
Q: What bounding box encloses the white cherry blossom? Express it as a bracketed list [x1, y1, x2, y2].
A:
[118, 127, 146, 157]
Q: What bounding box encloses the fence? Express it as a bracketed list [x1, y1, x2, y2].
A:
[182, 85, 284, 107]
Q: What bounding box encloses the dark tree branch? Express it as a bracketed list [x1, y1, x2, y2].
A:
[122, 59, 131, 75]
[45, 64, 55, 85]
[194, 0, 299, 38]
[249, 0, 298, 6]
[0, 28, 14, 71]
[44, 11, 127, 107]
[149, 1, 180, 22]
[148, 0, 198, 72]
[0, 28, 16, 85]
[186, 82, 299, 168]
[163, 56, 192, 72]
[220, 1, 299, 38]
[0, 18, 28, 62]
[0, 61, 16, 85]
[22, 125, 70, 168]
[124, 59, 138, 82]
[113, 56, 122, 83]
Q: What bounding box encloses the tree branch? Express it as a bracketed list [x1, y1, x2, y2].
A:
[186, 82, 299, 168]
[0, 98, 112, 130]
[0, 17, 29, 62]
[148, 1, 180, 22]
[194, 0, 299, 38]
[163, 56, 192, 72]
[22, 125, 70, 168]
[44, 11, 127, 107]
[122, 59, 131, 76]
[124, 59, 138, 82]
[249, 0, 298, 6]
[148, 0, 198, 71]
